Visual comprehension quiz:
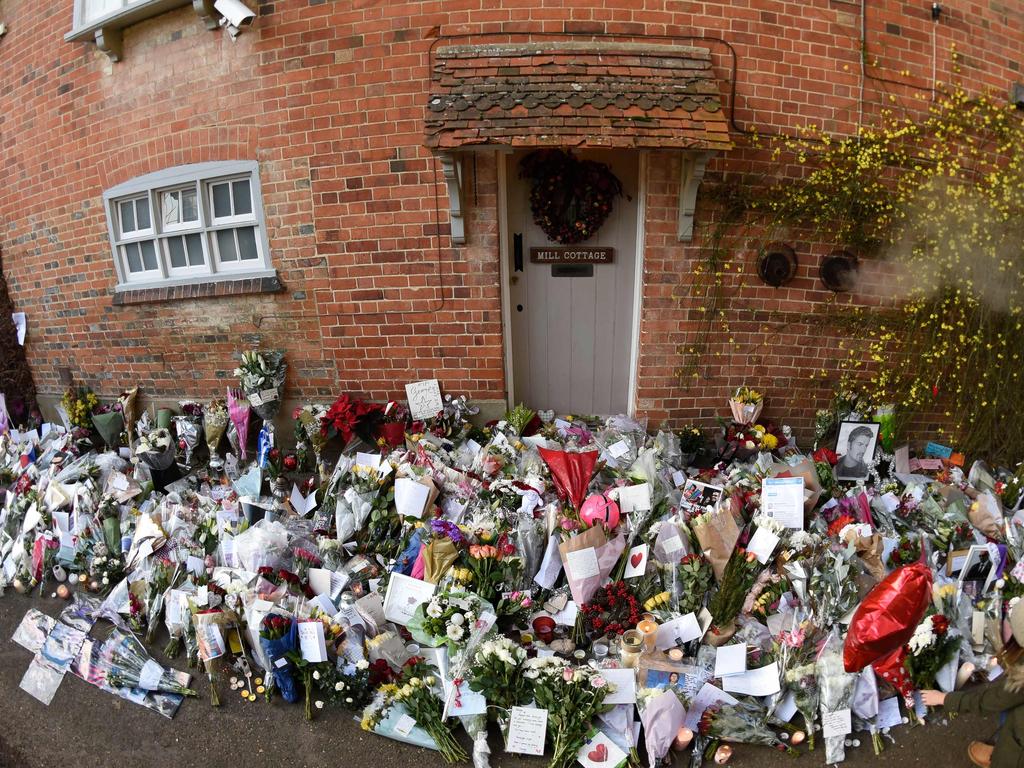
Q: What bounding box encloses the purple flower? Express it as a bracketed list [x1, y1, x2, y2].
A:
[430, 519, 464, 544]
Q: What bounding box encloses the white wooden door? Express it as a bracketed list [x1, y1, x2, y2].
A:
[506, 150, 640, 415]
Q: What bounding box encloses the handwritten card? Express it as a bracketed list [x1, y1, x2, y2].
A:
[355, 452, 381, 470]
[394, 713, 417, 737]
[442, 675, 487, 718]
[601, 668, 638, 705]
[761, 477, 805, 529]
[506, 706, 548, 756]
[395, 477, 430, 519]
[821, 707, 852, 738]
[298, 620, 329, 663]
[565, 547, 600, 580]
[405, 379, 443, 421]
[617, 483, 652, 514]
[623, 544, 648, 579]
[714, 644, 747, 678]
[607, 441, 629, 459]
[655, 613, 702, 649]
[383, 573, 436, 626]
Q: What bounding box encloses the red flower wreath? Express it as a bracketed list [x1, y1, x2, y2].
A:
[580, 580, 643, 637]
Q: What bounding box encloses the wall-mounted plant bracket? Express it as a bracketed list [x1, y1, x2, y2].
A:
[439, 153, 465, 245]
[677, 151, 714, 242]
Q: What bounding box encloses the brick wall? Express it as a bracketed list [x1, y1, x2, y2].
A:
[0, 0, 1020, 438]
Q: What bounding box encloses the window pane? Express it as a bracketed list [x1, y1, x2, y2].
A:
[182, 188, 199, 223]
[212, 183, 232, 218]
[83, 0, 123, 24]
[237, 227, 258, 260]
[135, 198, 151, 230]
[140, 240, 158, 271]
[232, 180, 252, 215]
[119, 200, 136, 233]
[216, 229, 238, 262]
[124, 242, 142, 273]
[161, 190, 181, 227]
[168, 237, 187, 268]
[185, 233, 204, 266]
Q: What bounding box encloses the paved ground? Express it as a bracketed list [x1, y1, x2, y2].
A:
[0, 592, 990, 768]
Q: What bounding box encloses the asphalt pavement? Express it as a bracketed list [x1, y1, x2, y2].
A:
[0, 592, 988, 768]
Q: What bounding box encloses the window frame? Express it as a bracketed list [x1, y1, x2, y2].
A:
[68, 0, 192, 39]
[103, 161, 275, 293]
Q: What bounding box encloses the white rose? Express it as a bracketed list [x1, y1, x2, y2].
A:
[313, 670, 321, 681]
[356, 660, 369, 670]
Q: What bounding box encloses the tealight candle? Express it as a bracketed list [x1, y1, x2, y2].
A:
[714, 745, 733, 764]
[667, 648, 684, 663]
[592, 642, 609, 660]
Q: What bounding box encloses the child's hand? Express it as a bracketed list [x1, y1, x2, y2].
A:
[921, 690, 946, 707]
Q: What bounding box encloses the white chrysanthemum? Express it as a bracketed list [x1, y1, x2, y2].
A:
[426, 601, 443, 619]
[447, 623, 465, 641]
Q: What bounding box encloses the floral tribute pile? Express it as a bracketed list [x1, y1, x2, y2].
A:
[1, 367, 1022, 768]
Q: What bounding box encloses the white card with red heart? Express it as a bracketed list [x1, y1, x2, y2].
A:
[577, 729, 627, 768]
[623, 544, 648, 579]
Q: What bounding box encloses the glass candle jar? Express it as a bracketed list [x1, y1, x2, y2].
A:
[636, 618, 658, 652]
[620, 630, 644, 668]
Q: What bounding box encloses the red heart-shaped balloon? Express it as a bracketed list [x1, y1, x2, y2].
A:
[588, 743, 608, 763]
[630, 552, 643, 569]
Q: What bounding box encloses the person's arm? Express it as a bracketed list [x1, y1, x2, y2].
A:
[938, 678, 1024, 715]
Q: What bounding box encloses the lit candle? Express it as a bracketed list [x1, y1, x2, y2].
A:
[636, 619, 658, 651]
[667, 648, 684, 663]
[672, 727, 694, 751]
[714, 745, 733, 764]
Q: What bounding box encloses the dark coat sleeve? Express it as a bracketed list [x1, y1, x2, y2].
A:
[945, 678, 1024, 716]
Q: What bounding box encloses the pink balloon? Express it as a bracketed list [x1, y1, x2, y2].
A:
[580, 493, 621, 529]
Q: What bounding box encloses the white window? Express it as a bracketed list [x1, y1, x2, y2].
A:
[103, 162, 274, 291]
[70, 0, 192, 34]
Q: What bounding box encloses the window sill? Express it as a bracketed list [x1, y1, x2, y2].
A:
[112, 273, 283, 305]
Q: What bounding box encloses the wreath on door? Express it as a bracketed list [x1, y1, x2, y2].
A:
[519, 149, 625, 245]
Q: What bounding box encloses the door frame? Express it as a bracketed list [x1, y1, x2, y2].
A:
[496, 149, 648, 417]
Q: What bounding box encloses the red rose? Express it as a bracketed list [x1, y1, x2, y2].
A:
[283, 454, 297, 471]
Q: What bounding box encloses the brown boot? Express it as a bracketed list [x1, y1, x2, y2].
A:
[968, 741, 993, 768]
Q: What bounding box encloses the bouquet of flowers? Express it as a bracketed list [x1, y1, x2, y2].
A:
[365, 658, 467, 763]
[678, 425, 704, 462]
[409, 591, 491, 651]
[729, 386, 764, 425]
[699, 700, 795, 754]
[464, 542, 519, 603]
[526, 656, 615, 768]
[174, 401, 203, 466]
[375, 401, 409, 449]
[203, 398, 229, 470]
[135, 428, 176, 471]
[816, 630, 858, 763]
[259, 613, 300, 703]
[226, 388, 252, 462]
[293, 404, 327, 472]
[234, 349, 287, 422]
[580, 580, 643, 638]
[61, 387, 98, 431]
[904, 614, 961, 689]
[91, 401, 125, 449]
[666, 553, 714, 616]
[707, 548, 760, 641]
[103, 629, 196, 697]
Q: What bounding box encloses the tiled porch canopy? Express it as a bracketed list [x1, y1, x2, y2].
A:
[424, 41, 734, 151]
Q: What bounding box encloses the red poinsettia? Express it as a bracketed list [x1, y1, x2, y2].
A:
[320, 394, 384, 444]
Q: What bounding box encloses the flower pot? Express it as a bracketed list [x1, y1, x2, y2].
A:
[376, 422, 406, 449]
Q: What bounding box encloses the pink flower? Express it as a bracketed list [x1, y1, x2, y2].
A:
[521, 597, 533, 608]
[560, 518, 578, 532]
[562, 668, 575, 683]
[591, 676, 606, 688]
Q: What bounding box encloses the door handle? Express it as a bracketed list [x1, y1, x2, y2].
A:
[513, 234, 523, 272]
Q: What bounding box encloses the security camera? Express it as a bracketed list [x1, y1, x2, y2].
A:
[214, 0, 255, 32]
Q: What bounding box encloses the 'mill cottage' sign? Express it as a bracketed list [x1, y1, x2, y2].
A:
[530, 247, 614, 264]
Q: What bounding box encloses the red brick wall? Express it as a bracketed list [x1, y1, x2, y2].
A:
[0, 0, 1020, 437]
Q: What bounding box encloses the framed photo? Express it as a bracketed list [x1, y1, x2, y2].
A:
[834, 421, 880, 482]
[679, 479, 724, 515]
[958, 544, 997, 595]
